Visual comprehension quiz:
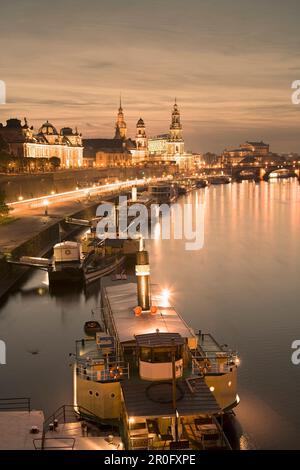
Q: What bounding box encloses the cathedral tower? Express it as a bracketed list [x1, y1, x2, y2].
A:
[167, 98, 184, 155]
[135, 117, 147, 151]
[114, 97, 127, 140]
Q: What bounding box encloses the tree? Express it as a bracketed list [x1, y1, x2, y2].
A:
[0, 190, 9, 216]
[0, 134, 9, 152]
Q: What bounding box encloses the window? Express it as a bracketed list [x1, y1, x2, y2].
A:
[140, 346, 182, 363]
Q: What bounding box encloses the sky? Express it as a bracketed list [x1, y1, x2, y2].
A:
[1, 0, 300, 153]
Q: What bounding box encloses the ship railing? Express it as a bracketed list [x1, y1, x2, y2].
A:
[0, 397, 31, 412]
[76, 360, 129, 382]
[38, 404, 115, 450]
[33, 437, 75, 450]
[190, 350, 238, 375]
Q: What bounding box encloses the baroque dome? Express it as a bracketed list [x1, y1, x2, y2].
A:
[38, 121, 58, 135]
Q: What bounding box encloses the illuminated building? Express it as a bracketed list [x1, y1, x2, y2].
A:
[114, 97, 127, 140]
[148, 100, 195, 170]
[0, 118, 83, 168]
[223, 141, 270, 164]
[148, 134, 169, 155]
[130, 118, 148, 164]
[83, 98, 196, 169]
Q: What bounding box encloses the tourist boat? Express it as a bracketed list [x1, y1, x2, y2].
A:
[148, 183, 178, 204]
[195, 178, 208, 188]
[48, 240, 126, 286]
[73, 245, 240, 450]
[175, 178, 197, 195]
[209, 176, 231, 185]
[48, 241, 84, 284]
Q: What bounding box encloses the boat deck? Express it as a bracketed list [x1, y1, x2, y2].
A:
[0, 410, 44, 450]
[34, 422, 121, 450]
[101, 277, 196, 347]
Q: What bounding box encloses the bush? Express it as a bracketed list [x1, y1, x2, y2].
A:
[0, 189, 9, 216]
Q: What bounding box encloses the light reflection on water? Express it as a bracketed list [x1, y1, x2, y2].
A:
[0, 179, 300, 449]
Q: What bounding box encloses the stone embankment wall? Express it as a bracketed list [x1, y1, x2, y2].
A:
[0, 166, 175, 202]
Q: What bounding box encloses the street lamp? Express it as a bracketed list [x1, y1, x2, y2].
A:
[43, 199, 49, 216]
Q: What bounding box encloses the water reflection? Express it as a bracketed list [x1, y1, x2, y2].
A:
[0, 179, 300, 448]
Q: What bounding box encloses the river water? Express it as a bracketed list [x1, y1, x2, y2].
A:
[1, 179, 300, 449]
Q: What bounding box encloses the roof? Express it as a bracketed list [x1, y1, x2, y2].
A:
[245, 141, 269, 147]
[135, 332, 184, 348]
[121, 377, 221, 418]
[137, 118, 145, 126]
[240, 155, 257, 164]
[101, 277, 195, 345]
[83, 138, 127, 155]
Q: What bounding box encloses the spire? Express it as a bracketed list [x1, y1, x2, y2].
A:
[114, 95, 127, 140]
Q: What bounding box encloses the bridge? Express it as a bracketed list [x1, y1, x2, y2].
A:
[201, 160, 300, 181]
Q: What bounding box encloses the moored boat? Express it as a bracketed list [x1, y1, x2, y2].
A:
[73, 245, 239, 450]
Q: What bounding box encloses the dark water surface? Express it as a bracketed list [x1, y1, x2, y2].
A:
[1, 179, 300, 449]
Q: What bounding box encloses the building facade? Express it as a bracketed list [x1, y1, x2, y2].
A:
[222, 141, 270, 164]
[82, 98, 196, 170]
[0, 118, 83, 168]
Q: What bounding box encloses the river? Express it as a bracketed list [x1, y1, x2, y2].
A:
[1, 178, 300, 449]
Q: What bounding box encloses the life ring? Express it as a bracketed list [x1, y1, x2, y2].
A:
[109, 365, 123, 380]
[65, 249, 71, 255]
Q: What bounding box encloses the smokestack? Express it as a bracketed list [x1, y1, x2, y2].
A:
[135, 249, 151, 311]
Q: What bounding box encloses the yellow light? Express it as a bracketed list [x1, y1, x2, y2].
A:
[235, 357, 240, 366]
[43, 199, 49, 206]
[18, 196, 23, 201]
[128, 417, 135, 424]
[161, 288, 170, 307]
[228, 381, 232, 387]
[51, 191, 55, 195]
[236, 394, 240, 404]
[209, 386, 215, 392]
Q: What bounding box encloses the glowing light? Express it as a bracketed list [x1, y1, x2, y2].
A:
[51, 191, 55, 195]
[228, 381, 232, 387]
[8, 177, 168, 207]
[43, 199, 49, 206]
[128, 417, 135, 424]
[235, 357, 240, 366]
[161, 288, 170, 307]
[236, 394, 240, 404]
[209, 386, 215, 392]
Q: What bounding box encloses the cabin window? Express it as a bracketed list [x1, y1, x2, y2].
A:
[140, 346, 182, 363]
[140, 347, 152, 362]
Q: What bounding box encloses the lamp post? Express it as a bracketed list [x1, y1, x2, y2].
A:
[43, 199, 49, 216]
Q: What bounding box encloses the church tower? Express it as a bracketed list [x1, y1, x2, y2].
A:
[114, 97, 127, 140]
[135, 117, 147, 151]
[167, 98, 184, 155]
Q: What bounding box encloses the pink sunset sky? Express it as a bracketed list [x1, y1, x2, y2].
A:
[1, 0, 300, 153]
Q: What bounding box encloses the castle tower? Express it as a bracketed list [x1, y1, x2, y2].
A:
[135, 117, 147, 151]
[114, 96, 127, 140]
[167, 98, 184, 155]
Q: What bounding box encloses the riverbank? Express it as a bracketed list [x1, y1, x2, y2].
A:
[0, 165, 176, 203]
[0, 197, 104, 299]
